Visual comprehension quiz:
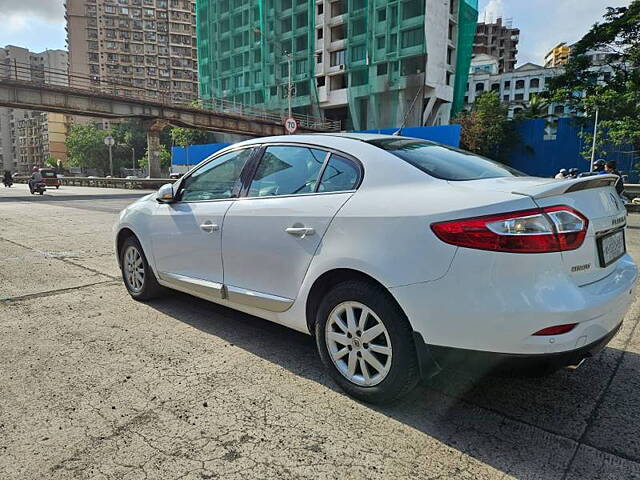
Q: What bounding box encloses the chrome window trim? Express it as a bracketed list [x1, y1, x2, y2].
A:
[236, 190, 356, 202]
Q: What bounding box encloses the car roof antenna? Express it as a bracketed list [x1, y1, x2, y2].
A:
[393, 85, 424, 136]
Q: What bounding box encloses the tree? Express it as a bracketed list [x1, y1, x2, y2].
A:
[111, 120, 147, 166]
[140, 144, 171, 171]
[517, 94, 549, 119]
[169, 127, 210, 148]
[547, 2, 640, 154]
[457, 92, 517, 161]
[65, 124, 109, 172]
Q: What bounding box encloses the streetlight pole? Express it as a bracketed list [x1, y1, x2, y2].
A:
[590, 107, 599, 172]
[287, 52, 292, 119]
[104, 134, 115, 177]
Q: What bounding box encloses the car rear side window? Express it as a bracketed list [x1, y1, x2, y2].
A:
[318, 154, 360, 192]
[368, 138, 525, 181]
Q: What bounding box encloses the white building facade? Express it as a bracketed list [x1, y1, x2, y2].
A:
[465, 59, 566, 118]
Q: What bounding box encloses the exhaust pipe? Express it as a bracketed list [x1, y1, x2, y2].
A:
[564, 357, 588, 371]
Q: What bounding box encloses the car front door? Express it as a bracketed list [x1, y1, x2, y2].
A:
[221, 145, 362, 311]
[150, 147, 255, 300]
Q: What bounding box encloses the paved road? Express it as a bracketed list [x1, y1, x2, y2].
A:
[2, 184, 640, 479]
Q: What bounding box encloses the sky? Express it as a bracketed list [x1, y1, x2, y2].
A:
[478, 0, 632, 65]
[0, 0, 633, 64]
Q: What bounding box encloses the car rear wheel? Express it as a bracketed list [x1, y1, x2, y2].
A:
[315, 280, 420, 404]
[120, 236, 163, 301]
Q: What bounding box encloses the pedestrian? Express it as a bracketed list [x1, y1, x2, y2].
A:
[593, 159, 606, 174]
[555, 168, 568, 179]
[605, 160, 624, 196]
[3, 170, 12, 187]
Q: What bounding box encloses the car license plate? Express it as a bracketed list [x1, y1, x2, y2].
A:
[597, 229, 626, 267]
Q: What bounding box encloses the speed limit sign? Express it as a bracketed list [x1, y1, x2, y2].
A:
[284, 117, 298, 134]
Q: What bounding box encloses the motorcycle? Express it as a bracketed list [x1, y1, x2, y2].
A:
[29, 180, 46, 195]
[2, 178, 12, 188]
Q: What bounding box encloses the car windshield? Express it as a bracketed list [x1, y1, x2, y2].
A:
[40, 170, 57, 178]
[368, 138, 525, 181]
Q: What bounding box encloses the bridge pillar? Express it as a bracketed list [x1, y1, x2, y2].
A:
[143, 120, 168, 178]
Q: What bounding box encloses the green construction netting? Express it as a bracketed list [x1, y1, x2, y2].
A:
[345, 0, 426, 130]
[197, 0, 319, 118]
[451, 0, 478, 118]
[197, 0, 475, 128]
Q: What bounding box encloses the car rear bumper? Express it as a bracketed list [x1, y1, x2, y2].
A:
[414, 321, 621, 376]
[391, 252, 637, 356]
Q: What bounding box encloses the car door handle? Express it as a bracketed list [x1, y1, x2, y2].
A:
[200, 222, 219, 233]
[286, 227, 315, 237]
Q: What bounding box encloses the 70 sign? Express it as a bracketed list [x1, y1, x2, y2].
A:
[284, 117, 298, 134]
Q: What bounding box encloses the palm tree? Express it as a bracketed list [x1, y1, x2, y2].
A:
[519, 94, 550, 119]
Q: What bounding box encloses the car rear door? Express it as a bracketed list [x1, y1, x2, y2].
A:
[150, 147, 255, 300]
[221, 145, 362, 311]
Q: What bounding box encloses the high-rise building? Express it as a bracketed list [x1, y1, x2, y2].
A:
[544, 43, 571, 68]
[197, 0, 478, 130]
[65, 0, 198, 101]
[473, 17, 518, 73]
[0, 46, 70, 174]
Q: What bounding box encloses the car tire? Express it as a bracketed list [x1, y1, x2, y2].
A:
[120, 236, 164, 301]
[315, 280, 420, 405]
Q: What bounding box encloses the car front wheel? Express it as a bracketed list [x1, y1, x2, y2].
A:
[120, 236, 163, 301]
[315, 280, 420, 404]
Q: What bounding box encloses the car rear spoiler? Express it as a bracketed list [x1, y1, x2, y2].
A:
[512, 175, 618, 200]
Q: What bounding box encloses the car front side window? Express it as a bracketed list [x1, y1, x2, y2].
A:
[179, 148, 254, 202]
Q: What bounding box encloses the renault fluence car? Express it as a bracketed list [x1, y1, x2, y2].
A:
[115, 134, 637, 404]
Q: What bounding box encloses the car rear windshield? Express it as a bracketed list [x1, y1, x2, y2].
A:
[40, 170, 57, 178]
[368, 138, 525, 181]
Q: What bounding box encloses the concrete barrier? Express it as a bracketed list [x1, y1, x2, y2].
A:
[13, 176, 176, 190]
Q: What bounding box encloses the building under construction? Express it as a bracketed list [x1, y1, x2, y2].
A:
[197, 0, 478, 130]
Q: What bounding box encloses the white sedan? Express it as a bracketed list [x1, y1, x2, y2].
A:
[115, 134, 637, 404]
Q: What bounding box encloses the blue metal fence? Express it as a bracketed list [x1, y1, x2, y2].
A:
[171, 143, 231, 166]
[509, 118, 638, 181]
[357, 125, 461, 148]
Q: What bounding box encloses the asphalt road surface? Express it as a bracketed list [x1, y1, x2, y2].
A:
[2, 184, 640, 479]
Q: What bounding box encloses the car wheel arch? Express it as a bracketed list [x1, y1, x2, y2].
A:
[304, 268, 406, 336]
[116, 227, 137, 257]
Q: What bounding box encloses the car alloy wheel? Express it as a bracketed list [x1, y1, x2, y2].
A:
[324, 301, 393, 387]
[123, 245, 145, 293]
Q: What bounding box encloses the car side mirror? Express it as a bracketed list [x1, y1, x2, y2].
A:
[156, 183, 176, 203]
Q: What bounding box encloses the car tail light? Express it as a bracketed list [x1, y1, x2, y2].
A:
[431, 206, 588, 253]
[532, 323, 577, 336]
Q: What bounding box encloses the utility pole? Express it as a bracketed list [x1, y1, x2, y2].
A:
[132, 146, 136, 170]
[590, 107, 599, 172]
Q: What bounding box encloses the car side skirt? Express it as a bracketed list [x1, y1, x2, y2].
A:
[158, 272, 224, 300]
[158, 272, 294, 313]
